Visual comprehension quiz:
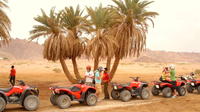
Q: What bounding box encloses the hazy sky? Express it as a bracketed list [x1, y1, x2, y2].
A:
[6, 0, 200, 52]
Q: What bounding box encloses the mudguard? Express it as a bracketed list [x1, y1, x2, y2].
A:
[19, 88, 39, 103]
[81, 88, 96, 100]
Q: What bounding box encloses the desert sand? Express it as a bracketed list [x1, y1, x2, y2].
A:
[0, 59, 200, 112]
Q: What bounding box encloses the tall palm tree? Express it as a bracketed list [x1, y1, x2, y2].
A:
[60, 5, 87, 80]
[85, 4, 119, 70]
[0, 0, 11, 47]
[29, 8, 77, 83]
[109, 0, 158, 79]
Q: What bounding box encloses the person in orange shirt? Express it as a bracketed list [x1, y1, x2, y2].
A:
[10, 65, 16, 86]
[102, 68, 110, 99]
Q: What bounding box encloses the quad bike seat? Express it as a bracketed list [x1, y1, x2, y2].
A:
[70, 86, 81, 92]
[0, 87, 13, 92]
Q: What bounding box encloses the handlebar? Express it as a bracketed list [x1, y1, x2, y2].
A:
[129, 77, 140, 81]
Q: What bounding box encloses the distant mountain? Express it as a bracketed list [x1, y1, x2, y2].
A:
[0, 39, 200, 63]
[135, 49, 200, 63]
[0, 38, 43, 60]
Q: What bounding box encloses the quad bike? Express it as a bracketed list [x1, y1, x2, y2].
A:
[49, 80, 97, 109]
[111, 77, 150, 102]
[0, 80, 40, 111]
[180, 76, 200, 93]
[151, 77, 186, 98]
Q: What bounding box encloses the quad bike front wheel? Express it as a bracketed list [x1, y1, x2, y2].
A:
[86, 93, 97, 106]
[186, 84, 194, 93]
[151, 86, 160, 96]
[111, 89, 120, 100]
[0, 97, 6, 112]
[50, 94, 58, 105]
[23, 95, 40, 111]
[197, 86, 200, 94]
[140, 88, 150, 99]
[57, 95, 71, 109]
[177, 86, 186, 96]
[120, 90, 131, 102]
[162, 87, 172, 98]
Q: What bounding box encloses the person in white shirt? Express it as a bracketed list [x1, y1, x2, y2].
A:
[85, 65, 94, 86]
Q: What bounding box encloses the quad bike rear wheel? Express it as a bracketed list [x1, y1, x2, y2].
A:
[57, 95, 71, 109]
[140, 88, 150, 99]
[162, 87, 172, 98]
[186, 84, 194, 93]
[177, 86, 186, 96]
[50, 94, 58, 105]
[23, 95, 40, 111]
[197, 86, 200, 94]
[151, 86, 160, 96]
[86, 93, 97, 106]
[111, 89, 120, 100]
[0, 97, 6, 112]
[120, 90, 131, 102]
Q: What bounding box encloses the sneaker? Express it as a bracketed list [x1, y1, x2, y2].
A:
[171, 95, 176, 98]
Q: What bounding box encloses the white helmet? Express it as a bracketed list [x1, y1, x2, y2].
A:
[169, 64, 175, 70]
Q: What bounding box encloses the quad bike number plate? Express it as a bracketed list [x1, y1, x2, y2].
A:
[155, 85, 159, 88]
[114, 86, 118, 90]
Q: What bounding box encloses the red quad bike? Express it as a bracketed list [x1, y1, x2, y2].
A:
[0, 80, 40, 111]
[180, 76, 200, 93]
[151, 78, 186, 98]
[111, 77, 150, 102]
[49, 80, 97, 109]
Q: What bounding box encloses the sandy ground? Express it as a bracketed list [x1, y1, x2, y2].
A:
[0, 60, 200, 112]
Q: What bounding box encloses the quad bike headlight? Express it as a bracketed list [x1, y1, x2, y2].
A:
[191, 83, 195, 86]
[114, 85, 118, 90]
[155, 85, 159, 88]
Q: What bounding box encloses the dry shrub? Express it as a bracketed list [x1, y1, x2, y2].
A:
[195, 69, 200, 74]
[53, 68, 62, 73]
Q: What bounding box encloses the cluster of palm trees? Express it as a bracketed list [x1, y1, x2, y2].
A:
[0, 0, 11, 47]
[0, 0, 158, 84]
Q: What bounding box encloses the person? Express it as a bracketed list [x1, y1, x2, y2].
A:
[160, 67, 170, 83]
[94, 66, 104, 98]
[169, 64, 177, 98]
[10, 65, 16, 86]
[102, 68, 110, 100]
[84, 65, 94, 86]
[187, 72, 196, 80]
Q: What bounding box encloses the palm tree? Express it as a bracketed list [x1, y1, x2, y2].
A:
[29, 8, 77, 83]
[109, 0, 158, 79]
[85, 4, 119, 70]
[0, 0, 11, 47]
[60, 5, 87, 80]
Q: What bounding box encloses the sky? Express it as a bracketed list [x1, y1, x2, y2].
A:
[5, 0, 200, 52]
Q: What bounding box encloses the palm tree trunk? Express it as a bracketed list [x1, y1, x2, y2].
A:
[109, 56, 120, 80]
[72, 57, 82, 80]
[106, 57, 112, 72]
[60, 57, 77, 84]
[94, 55, 100, 71]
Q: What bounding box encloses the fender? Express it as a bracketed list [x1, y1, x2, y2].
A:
[19, 88, 39, 103]
[138, 82, 149, 94]
[81, 88, 96, 100]
[0, 92, 8, 103]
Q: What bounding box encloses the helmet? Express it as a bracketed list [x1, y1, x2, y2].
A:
[169, 64, 175, 70]
[86, 65, 91, 70]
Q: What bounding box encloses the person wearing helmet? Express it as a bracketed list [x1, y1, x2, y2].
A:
[160, 67, 170, 83]
[84, 65, 94, 86]
[94, 66, 104, 98]
[187, 72, 196, 80]
[169, 64, 177, 98]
